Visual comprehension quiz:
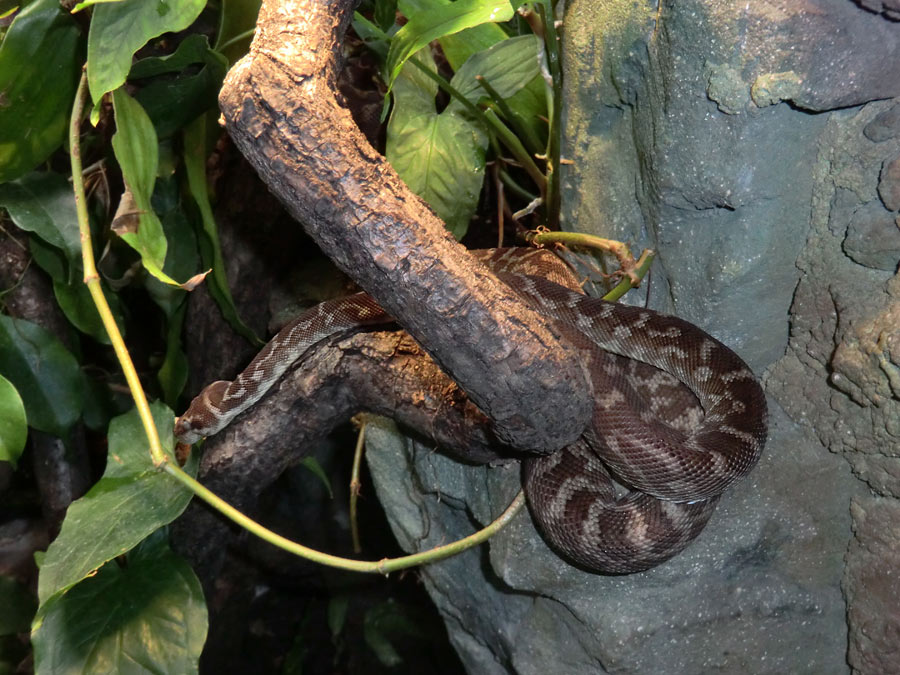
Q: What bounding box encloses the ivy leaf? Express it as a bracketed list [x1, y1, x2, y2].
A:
[86, 0, 206, 103]
[36, 402, 197, 605]
[32, 531, 207, 675]
[0, 0, 83, 182]
[0, 374, 27, 469]
[0, 315, 84, 438]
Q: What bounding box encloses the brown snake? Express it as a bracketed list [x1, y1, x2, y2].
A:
[175, 248, 768, 574]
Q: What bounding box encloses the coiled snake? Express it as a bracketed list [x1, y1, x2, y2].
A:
[175, 248, 768, 574]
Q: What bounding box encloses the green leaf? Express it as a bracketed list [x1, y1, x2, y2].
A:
[375, 0, 398, 31]
[132, 34, 228, 139]
[385, 0, 514, 89]
[0, 374, 27, 469]
[52, 280, 125, 345]
[183, 115, 262, 345]
[36, 402, 196, 605]
[327, 594, 350, 640]
[0, 172, 83, 279]
[0, 575, 36, 635]
[157, 301, 188, 408]
[299, 457, 333, 499]
[0, 0, 83, 183]
[32, 531, 207, 675]
[0, 315, 83, 438]
[86, 0, 206, 103]
[398, 0, 508, 70]
[144, 178, 200, 318]
[130, 33, 223, 78]
[446, 35, 543, 111]
[28, 234, 70, 286]
[110, 88, 181, 286]
[363, 601, 427, 668]
[387, 52, 487, 239]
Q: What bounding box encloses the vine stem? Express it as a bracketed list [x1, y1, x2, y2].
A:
[70, 70, 167, 467]
[164, 461, 525, 575]
[349, 417, 367, 554]
[70, 69, 528, 574]
[527, 230, 655, 293]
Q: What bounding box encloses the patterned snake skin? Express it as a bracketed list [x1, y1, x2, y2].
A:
[175, 248, 768, 573]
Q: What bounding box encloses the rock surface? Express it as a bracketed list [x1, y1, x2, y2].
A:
[364, 1, 900, 673]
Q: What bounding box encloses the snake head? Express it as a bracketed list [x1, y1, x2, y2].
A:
[173, 380, 230, 445]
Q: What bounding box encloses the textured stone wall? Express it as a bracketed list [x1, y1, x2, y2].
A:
[366, 1, 900, 672]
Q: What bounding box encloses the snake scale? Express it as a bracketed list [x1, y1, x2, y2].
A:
[175, 248, 768, 574]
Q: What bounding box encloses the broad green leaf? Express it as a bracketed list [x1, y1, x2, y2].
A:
[36, 402, 196, 605]
[0, 315, 83, 438]
[398, 0, 508, 70]
[447, 35, 542, 110]
[144, 177, 199, 318]
[0, 0, 83, 182]
[33, 531, 207, 675]
[130, 34, 223, 78]
[136, 69, 224, 140]
[52, 279, 125, 345]
[0, 173, 82, 279]
[110, 88, 180, 286]
[385, 0, 514, 89]
[0, 575, 36, 635]
[183, 115, 261, 345]
[132, 34, 228, 139]
[0, 374, 27, 469]
[387, 52, 487, 238]
[501, 73, 548, 155]
[86, 0, 206, 103]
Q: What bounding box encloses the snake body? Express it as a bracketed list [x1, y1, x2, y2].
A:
[176, 249, 768, 574]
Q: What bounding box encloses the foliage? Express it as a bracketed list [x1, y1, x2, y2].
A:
[0, 0, 563, 670]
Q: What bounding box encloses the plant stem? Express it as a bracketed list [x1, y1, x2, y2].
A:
[164, 460, 525, 575]
[70, 71, 167, 467]
[349, 419, 366, 554]
[527, 230, 656, 299]
[538, 0, 563, 228]
[408, 57, 547, 195]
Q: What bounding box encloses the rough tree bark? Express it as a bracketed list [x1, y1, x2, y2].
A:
[216, 0, 591, 453]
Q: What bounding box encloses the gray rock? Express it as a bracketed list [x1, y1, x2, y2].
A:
[843, 201, 900, 270]
[878, 153, 900, 211]
[844, 497, 900, 675]
[863, 104, 900, 142]
[855, 0, 900, 21]
[362, 1, 900, 673]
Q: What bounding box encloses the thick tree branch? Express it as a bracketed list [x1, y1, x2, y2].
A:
[177, 330, 507, 577]
[217, 0, 592, 452]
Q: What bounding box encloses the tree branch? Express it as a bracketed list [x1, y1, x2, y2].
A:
[216, 0, 592, 452]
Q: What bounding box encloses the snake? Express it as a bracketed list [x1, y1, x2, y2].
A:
[175, 248, 768, 574]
